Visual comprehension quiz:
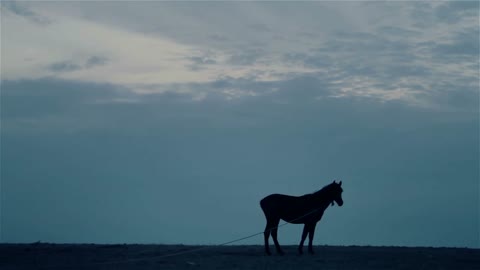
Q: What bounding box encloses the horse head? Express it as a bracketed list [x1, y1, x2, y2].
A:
[330, 180, 343, 206]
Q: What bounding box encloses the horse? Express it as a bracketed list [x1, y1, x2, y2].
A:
[260, 180, 343, 255]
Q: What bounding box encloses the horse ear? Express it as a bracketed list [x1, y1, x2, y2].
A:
[333, 180, 336, 184]
[339, 181, 342, 186]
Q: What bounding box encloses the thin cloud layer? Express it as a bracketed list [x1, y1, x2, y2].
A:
[2, 1, 477, 108]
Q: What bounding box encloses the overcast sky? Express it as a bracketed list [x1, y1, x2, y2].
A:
[1, 1, 479, 248]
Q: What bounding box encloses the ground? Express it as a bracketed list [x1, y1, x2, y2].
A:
[0, 244, 478, 270]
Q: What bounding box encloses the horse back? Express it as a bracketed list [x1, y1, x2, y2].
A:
[260, 193, 322, 223]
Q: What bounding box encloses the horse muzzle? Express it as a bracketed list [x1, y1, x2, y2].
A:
[335, 199, 344, 207]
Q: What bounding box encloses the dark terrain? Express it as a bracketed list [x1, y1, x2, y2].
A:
[0, 244, 478, 270]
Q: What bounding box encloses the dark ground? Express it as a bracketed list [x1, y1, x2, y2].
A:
[0, 244, 479, 270]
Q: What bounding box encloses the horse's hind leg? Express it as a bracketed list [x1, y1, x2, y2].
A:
[263, 221, 272, 256]
[261, 199, 276, 256]
[270, 219, 284, 255]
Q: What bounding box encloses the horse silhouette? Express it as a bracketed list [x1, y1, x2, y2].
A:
[260, 180, 343, 255]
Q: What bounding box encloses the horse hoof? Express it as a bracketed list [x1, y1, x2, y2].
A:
[265, 251, 272, 256]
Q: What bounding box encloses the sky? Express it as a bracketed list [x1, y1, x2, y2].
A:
[0, 1, 479, 248]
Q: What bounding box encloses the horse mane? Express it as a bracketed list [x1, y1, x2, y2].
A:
[312, 182, 335, 196]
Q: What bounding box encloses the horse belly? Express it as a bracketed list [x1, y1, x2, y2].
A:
[281, 209, 324, 224]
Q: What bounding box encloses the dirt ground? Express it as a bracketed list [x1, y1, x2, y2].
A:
[0, 244, 478, 270]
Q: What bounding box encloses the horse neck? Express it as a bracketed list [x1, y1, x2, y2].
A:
[311, 188, 335, 209]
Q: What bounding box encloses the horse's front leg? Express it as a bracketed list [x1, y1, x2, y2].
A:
[307, 223, 317, 255]
[298, 224, 309, 255]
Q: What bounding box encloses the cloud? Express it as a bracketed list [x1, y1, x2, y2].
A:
[227, 48, 266, 66]
[85, 56, 109, 68]
[189, 56, 216, 65]
[1, 10, 211, 84]
[47, 56, 110, 73]
[409, 2, 437, 28]
[247, 23, 271, 33]
[435, 1, 479, 24]
[187, 54, 218, 71]
[208, 34, 229, 42]
[2, 1, 478, 110]
[1, 0, 51, 25]
[48, 61, 83, 72]
[432, 28, 480, 57]
[377, 26, 421, 38]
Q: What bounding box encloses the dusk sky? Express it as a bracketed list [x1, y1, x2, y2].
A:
[1, 1, 479, 248]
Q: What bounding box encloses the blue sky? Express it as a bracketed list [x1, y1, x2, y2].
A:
[1, 1, 479, 248]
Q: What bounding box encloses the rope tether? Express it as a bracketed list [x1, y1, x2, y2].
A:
[41, 207, 322, 269]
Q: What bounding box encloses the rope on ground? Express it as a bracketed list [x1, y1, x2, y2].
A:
[41, 207, 322, 268]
